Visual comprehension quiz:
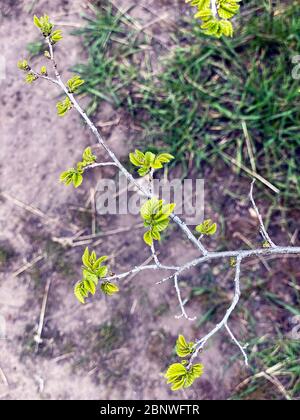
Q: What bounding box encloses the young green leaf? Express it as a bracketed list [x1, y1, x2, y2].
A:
[176, 335, 195, 357]
[141, 198, 175, 246]
[17, 59, 30, 71]
[186, 0, 240, 38]
[129, 149, 174, 177]
[33, 14, 53, 36]
[195, 219, 217, 236]
[67, 75, 85, 93]
[101, 282, 119, 296]
[56, 97, 73, 117]
[74, 281, 87, 304]
[51, 29, 63, 44]
[165, 362, 204, 391]
[25, 73, 38, 84]
[40, 66, 47, 75]
[82, 147, 96, 167]
[59, 168, 83, 188]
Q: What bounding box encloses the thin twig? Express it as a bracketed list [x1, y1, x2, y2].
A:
[225, 323, 249, 366]
[249, 179, 277, 247]
[13, 253, 46, 277]
[174, 274, 196, 322]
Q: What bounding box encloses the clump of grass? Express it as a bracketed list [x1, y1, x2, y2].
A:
[93, 321, 124, 354]
[26, 40, 44, 58]
[232, 338, 300, 400]
[72, 1, 148, 115]
[0, 241, 14, 269]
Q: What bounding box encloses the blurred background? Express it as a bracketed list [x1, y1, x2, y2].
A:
[0, 0, 299, 400]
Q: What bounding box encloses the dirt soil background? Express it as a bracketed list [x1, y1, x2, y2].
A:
[0, 0, 299, 400]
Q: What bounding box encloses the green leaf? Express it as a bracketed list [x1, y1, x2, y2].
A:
[129, 149, 173, 176]
[165, 363, 187, 382]
[151, 228, 161, 241]
[33, 14, 53, 36]
[17, 59, 30, 71]
[33, 15, 42, 29]
[40, 66, 47, 75]
[67, 75, 85, 93]
[176, 335, 194, 358]
[83, 270, 98, 285]
[138, 167, 150, 177]
[190, 364, 204, 379]
[97, 265, 108, 278]
[218, 0, 240, 20]
[140, 198, 160, 221]
[72, 172, 83, 188]
[156, 153, 174, 164]
[74, 282, 86, 304]
[154, 219, 170, 232]
[51, 29, 63, 44]
[93, 256, 108, 270]
[56, 97, 72, 117]
[82, 247, 91, 268]
[25, 73, 38, 84]
[195, 219, 217, 236]
[165, 361, 204, 392]
[143, 230, 153, 246]
[84, 278, 96, 295]
[82, 147, 96, 166]
[101, 282, 119, 296]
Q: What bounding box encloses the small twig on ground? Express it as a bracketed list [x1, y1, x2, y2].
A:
[35, 277, 52, 353]
[0, 367, 9, 388]
[13, 253, 46, 278]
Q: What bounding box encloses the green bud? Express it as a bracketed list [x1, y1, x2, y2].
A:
[44, 51, 51, 59]
[50, 29, 63, 44]
[56, 97, 73, 117]
[33, 14, 53, 37]
[17, 59, 30, 71]
[25, 73, 38, 84]
[40, 66, 47, 75]
[101, 282, 119, 296]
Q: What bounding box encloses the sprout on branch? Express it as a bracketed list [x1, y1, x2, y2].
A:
[74, 247, 118, 304]
[140, 198, 176, 246]
[33, 14, 54, 37]
[56, 97, 73, 117]
[165, 356, 204, 391]
[176, 334, 195, 357]
[186, 0, 241, 38]
[130, 149, 174, 177]
[60, 147, 97, 188]
[67, 75, 85, 93]
[196, 219, 218, 236]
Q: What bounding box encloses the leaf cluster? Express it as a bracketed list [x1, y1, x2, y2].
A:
[195, 219, 217, 236]
[74, 247, 119, 304]
[165, 335, 203, 391]
[33, 14, 63, 44]
[60, 147, 96, 188]
[140, 198, 175, 246]
[186, 0, 241, 38]
[129, 149, 174, 177]
[67, 75, 85, 93]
